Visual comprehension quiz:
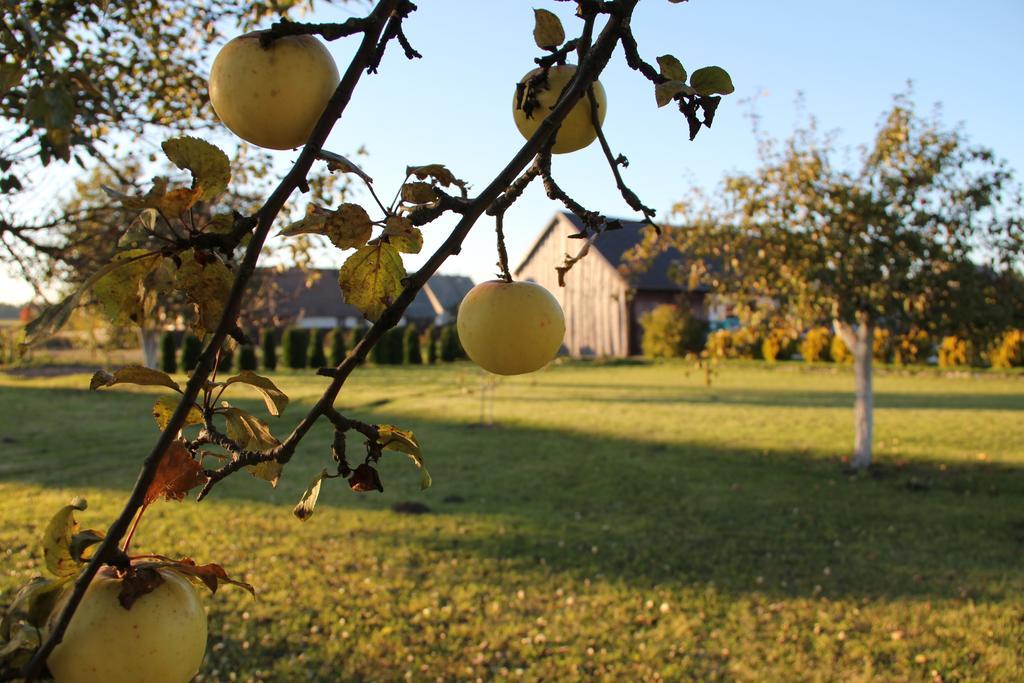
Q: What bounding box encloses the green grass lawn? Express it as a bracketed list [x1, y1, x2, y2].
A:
[1, 361, 1022, 681]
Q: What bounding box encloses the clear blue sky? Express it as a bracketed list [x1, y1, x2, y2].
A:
[4, 0, 1023, 303]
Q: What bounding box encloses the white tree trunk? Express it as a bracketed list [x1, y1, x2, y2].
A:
[139, 328, 160, 369]
[833, 316, 873, 470]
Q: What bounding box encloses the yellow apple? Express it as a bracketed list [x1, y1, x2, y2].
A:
[512, 64, 606, 154]
[208, 32, 340, 150]
[457, 280, 565, 375]
[47, 568, 208, 683]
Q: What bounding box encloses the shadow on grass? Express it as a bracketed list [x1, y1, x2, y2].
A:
[1, 384, 1021, 605]
[533, 382, 1024, 412]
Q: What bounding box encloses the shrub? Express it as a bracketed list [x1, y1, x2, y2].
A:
[328, 327, 347, 366]
[350, 325, 367, 364]
[387, 327, 406, 364]
[800, 326, 832, 363]
[308, 329, 328, 368]
[731, 327, 762, 359]
[159, 331, 177, 374]
[439, 324, 459, 362]
[705, 329, 733, 359]
[181, 333, 202, 372]
[938, 336, 972, 368]
[261, 329, 277, 371]
[639, 304, 705, 359]
[830, 334, 853, 364]
[424, 326, 438, 364]
[990, 329, 1024, 369]
[761, 328, 798, 362]
[403, 324, 422, 364]
[892, 327, 931, 366]
[282, 327, 309, 369]
[873, 328, 893, 363]
[237, 344, 258, 371]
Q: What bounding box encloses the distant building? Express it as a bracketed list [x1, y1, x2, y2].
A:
[514, 212, 710, 357]
[244, 268, 473, 330]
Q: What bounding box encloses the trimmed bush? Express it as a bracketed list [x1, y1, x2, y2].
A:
[328, 327, 348, 366]
[308, 329, 328, 368]
[237, 344, 258, 371]
[990, 329, 1023, 369]
[403, 324, 422, 365]
[800, 327, 832, 363]
[159, 331, 177, 374]
[424, 326, 438, 364]
[705, 329, 733, 359]
[732, 327, 762, 359]
[282, 327, 310, 369]
[893, 328, 931, 366]
[181, 333, 202, 372]
[261, 329, 277, 371]
[219, 343, 234, 372]
[439, 324, 459, 362]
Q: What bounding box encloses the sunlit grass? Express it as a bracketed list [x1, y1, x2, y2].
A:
[1, 361, 1022, 681]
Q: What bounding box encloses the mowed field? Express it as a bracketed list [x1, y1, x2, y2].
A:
[1, 361, 1022, 682]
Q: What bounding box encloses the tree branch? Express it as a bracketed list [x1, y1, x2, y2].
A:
[20, 2, 403, 678]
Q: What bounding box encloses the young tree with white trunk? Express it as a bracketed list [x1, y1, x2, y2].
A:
[660, 96, 1023, 469]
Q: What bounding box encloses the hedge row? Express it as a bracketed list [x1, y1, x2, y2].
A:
[158, 324, 466, 373]
[639, 304, 1023, 368]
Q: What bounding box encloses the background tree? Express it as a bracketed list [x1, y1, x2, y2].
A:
[662, 96, 1023, 469]
[308, 328, 328, 368]
[159, 331, 177, 374]
[282, 327, 309, 370]
[328, 326, 348, 366]
[180, 333, 202, 372]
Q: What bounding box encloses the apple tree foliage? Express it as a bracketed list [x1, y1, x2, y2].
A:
[2, 1, 735, 678]
[646, 95, 1023, 469]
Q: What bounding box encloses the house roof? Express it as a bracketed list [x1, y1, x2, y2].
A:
[519, 212, 697, 292]
[250, 268, 473, 324]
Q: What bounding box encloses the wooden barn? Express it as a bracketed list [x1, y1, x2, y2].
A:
[514, 212, 708, 357]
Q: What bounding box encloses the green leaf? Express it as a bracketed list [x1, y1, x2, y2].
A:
[381, 215, 423, 254]
[152, 396, 204, 431]
[161, 136, 231, 201]
[293, 468, 330, 521]
[532, 8, 565, 49]
[174, 250, 233, 336]
[68, 529, 105, 563]
[205, 212, 236, 235]
[223, 370, 289, 416]
[655, 80, 694, 108]
[90, 365, 181, 392]
[656, 55, 687, 82]
[42, 498, 88, 578]
[690, 66, 735, 96]
[248, 460, 284, 487]
[400, 182, 437, 205]
[92, 250, 161, 326]
[2, 576, 73, 637]
[406, 164, 463, 189]
[377, 424, 431, 490]
[22, 252, 156, 347]
[338, 243, 406, 321]
[0, 623, 41, 661]
[280, 203, 373, 251]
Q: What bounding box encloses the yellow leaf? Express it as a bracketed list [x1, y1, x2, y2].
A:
[280, 203, 373, 250]
[400, 182, 437, 205]
[533, 8, 565, 49]
[656, 54, 687, 82]
[90, 365, 181, 392]
[152, 396, 204, 431]
[222, 370, 289, 416]
[381, 215, 423, 254]
[161, 136, 231, 201]
[174, 250, 233, 336]
[42, 498, 88, 578]
[156, 186, 202, 218]
[92, 250, 161, 326]
[338, 243, 405, 321]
